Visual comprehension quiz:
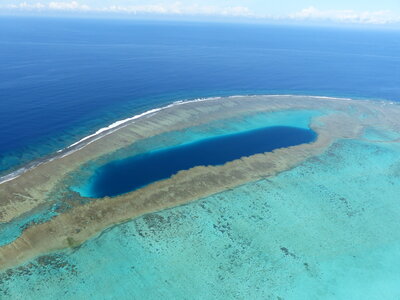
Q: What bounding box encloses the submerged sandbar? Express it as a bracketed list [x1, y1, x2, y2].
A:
[0, 95, 399, 270]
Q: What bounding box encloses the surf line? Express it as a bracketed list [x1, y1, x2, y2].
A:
[0, 97, 222, 185]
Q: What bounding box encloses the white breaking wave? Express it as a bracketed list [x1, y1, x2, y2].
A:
[67, 96, 221, 149]
[0, 94, 395, 185]
[0, 96, 221, 185]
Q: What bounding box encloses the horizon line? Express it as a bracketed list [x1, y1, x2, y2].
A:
[1, 2, 400, 27]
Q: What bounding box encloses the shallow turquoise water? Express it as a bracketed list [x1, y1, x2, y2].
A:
[0, 204, 58, 247]
[362, 126, 400, 142]
[3, 17, 400, 299]
[2, 136, 400, 299]
[0, 110, 321, 245]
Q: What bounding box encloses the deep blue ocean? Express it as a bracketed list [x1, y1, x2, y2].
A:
[1, 17, 400, 174]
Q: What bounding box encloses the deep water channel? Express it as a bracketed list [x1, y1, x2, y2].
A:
[77, 126, 316, 198]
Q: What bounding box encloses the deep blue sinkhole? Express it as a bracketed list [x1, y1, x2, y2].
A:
[81, 126, 317, 198]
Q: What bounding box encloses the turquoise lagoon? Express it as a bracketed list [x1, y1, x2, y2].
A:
[2, 134, 400, 299]
[2, 109, 400, 299]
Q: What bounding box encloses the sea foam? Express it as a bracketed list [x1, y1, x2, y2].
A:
[0, 97, 221, 185]
[0, 94, 394, 185]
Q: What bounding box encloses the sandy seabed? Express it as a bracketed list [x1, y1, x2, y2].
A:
[1, 95, 400, 298]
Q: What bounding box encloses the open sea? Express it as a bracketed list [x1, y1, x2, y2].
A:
[1, 17, 400, 299]
[1, 17, 400, 175]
